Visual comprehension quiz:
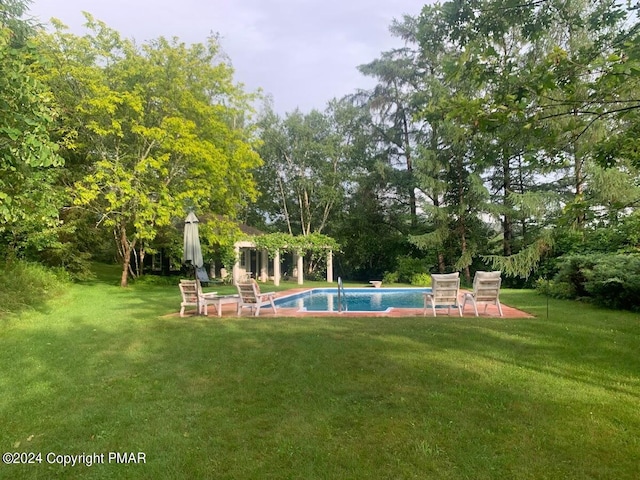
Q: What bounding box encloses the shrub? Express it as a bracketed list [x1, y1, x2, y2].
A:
[0, 260, 69, 315]
[396, 256, 431, 284]
[410, 273, 432, 287]
[543, 254, 640, 311]
[584, 255, 640, 311]
[535, 278, 575, 299]
[383, 271, 399, 284]
[305, 268, 327, 282]
[551, 255, 598, 298]
[38, 246, 95, 281]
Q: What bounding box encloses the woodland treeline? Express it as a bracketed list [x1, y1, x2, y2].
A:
[2, 0, 640, 306]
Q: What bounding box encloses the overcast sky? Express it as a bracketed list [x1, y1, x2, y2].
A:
[27, 0, 430, 114]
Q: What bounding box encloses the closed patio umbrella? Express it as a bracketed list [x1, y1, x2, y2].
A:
[183, 211, 204, 269]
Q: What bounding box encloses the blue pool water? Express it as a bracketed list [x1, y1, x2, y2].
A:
[274, 288, 431, 312]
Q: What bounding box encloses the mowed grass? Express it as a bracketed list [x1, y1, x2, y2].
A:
[1, 268, 639, 479]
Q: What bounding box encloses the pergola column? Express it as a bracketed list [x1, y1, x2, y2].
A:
[232, 245, 241, 284]
[274, 250, 281, 286]
[326, 249, 333, 283]
[245, 249, 251, 277]
[297, 252, 304, 285]
[260, 249, 268, 282]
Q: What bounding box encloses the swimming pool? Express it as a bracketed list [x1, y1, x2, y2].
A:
[274, 288, 431, 312]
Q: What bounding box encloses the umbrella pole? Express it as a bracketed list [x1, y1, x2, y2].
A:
[185, 260, 195, 279]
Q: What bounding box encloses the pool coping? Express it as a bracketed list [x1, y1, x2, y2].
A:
[185, 287, 534, 319]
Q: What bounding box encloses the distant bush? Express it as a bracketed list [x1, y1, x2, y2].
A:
[584, 255, 640, 311]
[37, 246, 95, 281]
[537, 254, 640, 311]
[0, 260, 69, 315]
[383, 271, 399, 284]
[410, 273, 432, 287]
[535, 278, 575, 299]
[305, 269, 327, 282]
[396, 256, 432, 284]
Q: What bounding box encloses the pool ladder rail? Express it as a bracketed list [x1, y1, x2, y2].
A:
[337, 277, 348, 313]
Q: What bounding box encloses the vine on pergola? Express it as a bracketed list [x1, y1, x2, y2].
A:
[250, 232, 340, 259]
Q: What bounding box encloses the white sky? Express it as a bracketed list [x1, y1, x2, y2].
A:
[27, 0, 430, 114]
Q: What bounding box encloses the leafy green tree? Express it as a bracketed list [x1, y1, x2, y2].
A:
[321, 98, 409, 279]
[0, 0, 63, 256]
[253, 105, 347, 236]
[406, 0, 639, 279]
[501, 0, 638, 274]
[39, 15, 261, 286]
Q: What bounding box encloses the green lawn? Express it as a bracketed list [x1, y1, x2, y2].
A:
[1, 267, 639, 479]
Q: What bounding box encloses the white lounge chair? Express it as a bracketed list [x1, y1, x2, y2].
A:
[236, 280, 277, 317]
[423, 272, 462, 317]
[462, 271, 503, 317]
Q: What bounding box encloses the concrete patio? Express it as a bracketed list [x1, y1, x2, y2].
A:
[183, 287, 534, 319]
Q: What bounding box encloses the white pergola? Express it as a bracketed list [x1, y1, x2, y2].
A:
[231, 239, 334, 286]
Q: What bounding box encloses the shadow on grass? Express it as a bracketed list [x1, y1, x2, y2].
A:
[1, 287, 640, 479]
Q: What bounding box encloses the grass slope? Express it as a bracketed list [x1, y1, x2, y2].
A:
[1, 268, 639, 479]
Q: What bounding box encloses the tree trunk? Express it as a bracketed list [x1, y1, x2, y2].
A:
[277, 174, 293, 235]
[502, 150, 513, 256]
[139, 245, 145, 277]
[437, 252, 446, 273]
[431, 123, 445, 274]
[401, 109, 417, 228]
[302, 189, 311, 236]
[574, 144, 586, 228]
[117, 223, 135, 288]
[120, 245, 130, 288]
[455, 155, 471, 284]
[460, 227, 471, 284]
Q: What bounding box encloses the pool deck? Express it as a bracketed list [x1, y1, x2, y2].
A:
[186, 287, 534, 319]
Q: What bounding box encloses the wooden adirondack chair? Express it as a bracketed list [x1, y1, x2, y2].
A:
[179, 280, 199, 317]
[235, 280, 277, 317]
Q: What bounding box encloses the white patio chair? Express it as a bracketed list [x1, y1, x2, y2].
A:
[462, 271, 503, 317]
[423, 272, 462, 317]
[235, 280, 277, 317]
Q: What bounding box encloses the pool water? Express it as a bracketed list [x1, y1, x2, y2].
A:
[274, 288, 431, 312]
